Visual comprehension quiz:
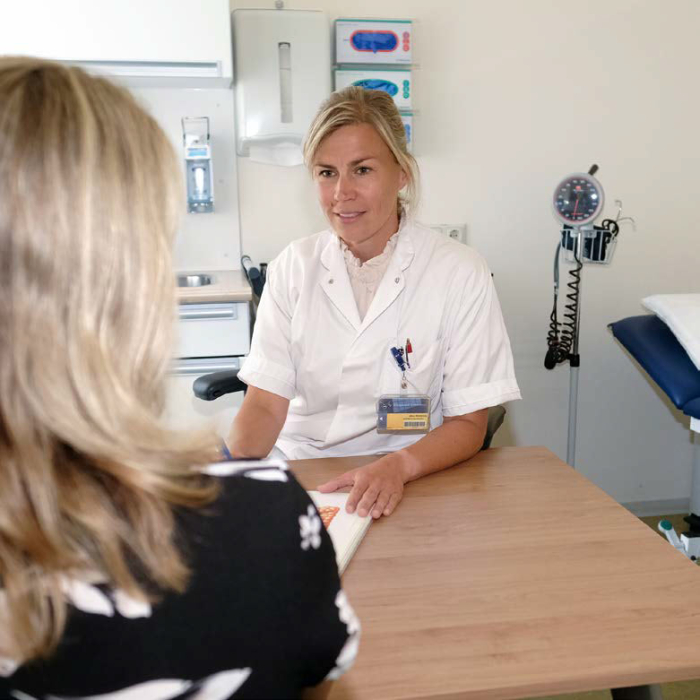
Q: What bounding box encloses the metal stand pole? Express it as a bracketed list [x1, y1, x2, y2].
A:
[566, 228, 584, 468]
[690, 430, 700, 516]
[567, 367, 579, 466]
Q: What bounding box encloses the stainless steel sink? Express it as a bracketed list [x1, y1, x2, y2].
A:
[177, 273, 215, 288]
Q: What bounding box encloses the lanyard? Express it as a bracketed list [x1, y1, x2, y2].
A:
[389, 275, 418, 393]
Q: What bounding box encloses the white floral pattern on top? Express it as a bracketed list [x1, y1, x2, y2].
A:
[190, 668, 252, 700]
[299, 505, 322, 550]
[0, 657, 18, 679]
[60, 578, 151, 619]
[325, 590, 360, 681]
[0, 591, 19, 678]
[241, 469, 288, 483]
[112, 590, 152, 619]
[204, 459, 289, 477]
[9, 667, 252, 700]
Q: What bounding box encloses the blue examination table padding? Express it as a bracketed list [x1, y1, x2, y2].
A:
[609, 314, 700, 420]
[610, 313, 700, 522]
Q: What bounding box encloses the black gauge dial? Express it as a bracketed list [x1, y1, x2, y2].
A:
[553, 174, 603, 226]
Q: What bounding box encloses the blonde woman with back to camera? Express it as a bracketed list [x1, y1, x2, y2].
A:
[0, 57, 358, 700]
[229, 87, 521, 519]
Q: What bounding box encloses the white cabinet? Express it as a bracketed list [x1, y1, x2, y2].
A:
[164, 301, 251, 438]
[2, 0, 232, 87]
[177, 302, 250, 359]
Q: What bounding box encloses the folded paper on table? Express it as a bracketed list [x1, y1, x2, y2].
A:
[307, 490, 372, 574]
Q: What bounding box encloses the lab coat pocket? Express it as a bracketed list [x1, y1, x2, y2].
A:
[382, 339, 443, 397]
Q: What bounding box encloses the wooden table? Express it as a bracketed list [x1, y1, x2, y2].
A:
[291, 447, 700, 700]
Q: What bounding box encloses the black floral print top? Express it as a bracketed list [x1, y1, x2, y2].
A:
[0, 460, 359, 700]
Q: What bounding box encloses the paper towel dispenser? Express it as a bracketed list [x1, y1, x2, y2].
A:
[232, 9, 331, 166]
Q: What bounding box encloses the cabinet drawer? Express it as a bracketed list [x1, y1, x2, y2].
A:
[176, 302, 250, 358]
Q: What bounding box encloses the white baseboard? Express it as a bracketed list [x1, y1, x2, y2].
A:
[621, 498, 691, 518]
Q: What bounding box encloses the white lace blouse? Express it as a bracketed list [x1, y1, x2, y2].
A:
[340, 230, 401, 321]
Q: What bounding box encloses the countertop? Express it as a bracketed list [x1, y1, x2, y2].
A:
[176, 269, 253, 304]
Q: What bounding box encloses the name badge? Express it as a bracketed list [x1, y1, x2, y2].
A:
[377, 394, 431, 434]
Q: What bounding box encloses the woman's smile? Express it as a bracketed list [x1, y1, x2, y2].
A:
[335, 211, 365, 223]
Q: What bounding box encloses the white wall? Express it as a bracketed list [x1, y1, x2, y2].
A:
[132, 88, 242, 271]
[231, 0, 700, 507]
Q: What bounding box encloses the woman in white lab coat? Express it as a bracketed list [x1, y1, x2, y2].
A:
[229, 86, 521, 519]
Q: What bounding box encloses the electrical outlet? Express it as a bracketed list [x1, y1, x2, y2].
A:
[429, 223, 467, 244]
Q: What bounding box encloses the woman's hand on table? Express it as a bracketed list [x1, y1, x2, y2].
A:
[315, 410, 488, 519]
[316, 453, 410, 519]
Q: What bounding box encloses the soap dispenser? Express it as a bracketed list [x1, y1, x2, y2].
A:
[182, 116, 214, 213]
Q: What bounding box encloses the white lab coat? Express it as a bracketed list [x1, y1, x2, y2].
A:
[239, 219, 521, 460]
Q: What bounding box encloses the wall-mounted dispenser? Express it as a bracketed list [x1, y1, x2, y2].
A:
[182, 117, 214, 213]
[232, 9, 331, 166]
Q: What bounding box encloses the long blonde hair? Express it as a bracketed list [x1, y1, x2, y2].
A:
[0, 57, 220, 661]
[303, 86, 420, 216]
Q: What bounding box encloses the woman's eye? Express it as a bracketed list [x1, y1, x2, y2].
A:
[356, 166, 371, 175]
[318, 170, 335, 178]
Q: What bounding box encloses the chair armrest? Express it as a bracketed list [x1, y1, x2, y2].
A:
[193, 370, 247, 401]
[481, 405, 506, 450]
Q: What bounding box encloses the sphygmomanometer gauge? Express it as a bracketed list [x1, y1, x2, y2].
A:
[552, 173, 604, 226]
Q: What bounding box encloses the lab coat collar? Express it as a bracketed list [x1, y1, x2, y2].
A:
[319, 233, 363, 330]
[360, 220, 414, 332]
[319, 218, 415, 335]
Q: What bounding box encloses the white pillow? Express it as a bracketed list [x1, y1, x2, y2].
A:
[642, 294, 700, 371]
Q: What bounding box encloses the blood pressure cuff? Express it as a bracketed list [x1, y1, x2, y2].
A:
[609, 314, 700, 418]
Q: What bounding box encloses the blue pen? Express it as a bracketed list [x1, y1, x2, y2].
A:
[390, 346, 406, 372]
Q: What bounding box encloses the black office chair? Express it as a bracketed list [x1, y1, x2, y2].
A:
[191, 255, 262, 401]
[482, 404, 506, 449]
[193, 369, 247, 401]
